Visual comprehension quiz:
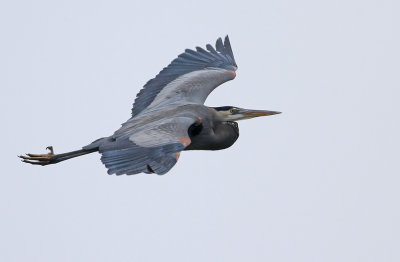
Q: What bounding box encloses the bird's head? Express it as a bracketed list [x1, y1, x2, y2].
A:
[213, 106, 281, 122]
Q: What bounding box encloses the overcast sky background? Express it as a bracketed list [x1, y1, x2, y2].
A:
[1, 0, 399, 261]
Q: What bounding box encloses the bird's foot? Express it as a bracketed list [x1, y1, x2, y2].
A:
[19, 146, 56, 166]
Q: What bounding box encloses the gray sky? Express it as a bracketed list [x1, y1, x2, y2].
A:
[1, 0, 399, 261]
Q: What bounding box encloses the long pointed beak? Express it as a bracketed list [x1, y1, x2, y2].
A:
[241, 109, 281, 118]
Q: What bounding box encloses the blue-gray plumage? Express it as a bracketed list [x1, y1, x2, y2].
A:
[131, 36, 237, 118]
[19, 36, 280, 176]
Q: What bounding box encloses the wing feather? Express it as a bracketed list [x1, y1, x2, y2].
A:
[206, 43, 219, 55]
[131, 35, 237, 118]
[215, 37, 224, 53]
[188, 48, 214, 61]
[98, 116, 197, 175]
[196, 46, 220, 60]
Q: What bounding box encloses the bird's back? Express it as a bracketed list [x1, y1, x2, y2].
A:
[113, 104, 212, 137]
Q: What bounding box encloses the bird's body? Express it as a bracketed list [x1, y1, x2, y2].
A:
[20, 36, 280, 175]
[113, 104, 240, 152]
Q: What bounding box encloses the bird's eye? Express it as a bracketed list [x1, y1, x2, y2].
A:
[230, 108, 236, 114]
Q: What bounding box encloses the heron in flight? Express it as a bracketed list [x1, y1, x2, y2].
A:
[19, 36, 280, 175]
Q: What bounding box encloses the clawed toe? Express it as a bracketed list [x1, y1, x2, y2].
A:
[46, 146, 54, 154]
[19, 146, 55, 166]
[19, 155, 51, 160]
[21, 159, 51, 165]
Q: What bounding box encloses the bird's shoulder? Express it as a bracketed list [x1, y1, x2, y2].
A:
[114, 104, 213, 136]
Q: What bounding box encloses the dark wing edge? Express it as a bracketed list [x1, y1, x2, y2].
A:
[131, 35, 237, 118]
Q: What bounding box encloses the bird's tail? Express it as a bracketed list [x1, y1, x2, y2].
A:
[19, 146, 98, 166]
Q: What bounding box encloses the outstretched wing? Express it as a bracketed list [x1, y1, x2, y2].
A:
[98, 116, 197, 175]
[131, 35, 237, 117]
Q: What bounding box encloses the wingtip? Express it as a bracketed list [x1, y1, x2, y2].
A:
[222, 35, 236, 67]
[215, 37, 224, 53]
[224, 35, 231, 45]
[206, 43, 217, 53]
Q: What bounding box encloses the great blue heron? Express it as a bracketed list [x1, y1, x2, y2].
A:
[19, 36, 280, 175]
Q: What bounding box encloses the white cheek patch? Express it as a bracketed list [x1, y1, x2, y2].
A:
[225, 114, 245, 121]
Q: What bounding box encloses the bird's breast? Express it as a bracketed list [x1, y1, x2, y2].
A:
[185, 121, 239, 151]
